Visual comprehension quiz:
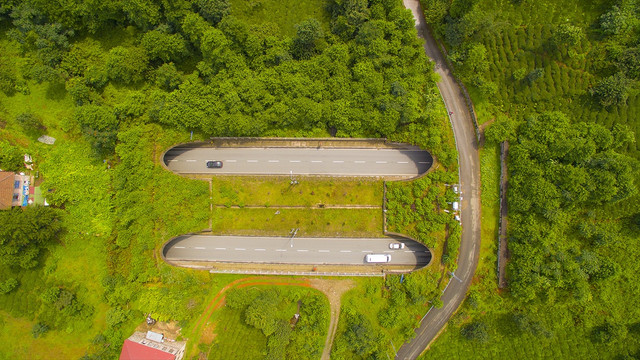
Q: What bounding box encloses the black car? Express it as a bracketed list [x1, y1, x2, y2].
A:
[206, 161, 223, 168]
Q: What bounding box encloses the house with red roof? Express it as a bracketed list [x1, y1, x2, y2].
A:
[119, 331, 186, 360]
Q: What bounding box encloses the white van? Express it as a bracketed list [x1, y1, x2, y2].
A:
[365, 254, 391, 263]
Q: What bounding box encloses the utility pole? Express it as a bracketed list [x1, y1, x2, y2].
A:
[449, 271, 462, 283]
[289, 228, 298, 248]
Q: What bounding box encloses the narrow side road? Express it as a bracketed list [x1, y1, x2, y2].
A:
[396, 1, 483, 359]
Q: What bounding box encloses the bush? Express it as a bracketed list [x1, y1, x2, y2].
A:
[0, 278, 18, 294]
[16, 112, 44, 137]
[0, 140, 24, 172]
[31, 322, 49, 338]
[590, 72, 629, 106]
[461, 321, 489, 342]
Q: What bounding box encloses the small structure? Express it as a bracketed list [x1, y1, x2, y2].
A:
[37, 135, 56, 145]
[119, 331, 186, 360]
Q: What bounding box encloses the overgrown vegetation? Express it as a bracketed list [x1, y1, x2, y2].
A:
[209, 286, 329, 360]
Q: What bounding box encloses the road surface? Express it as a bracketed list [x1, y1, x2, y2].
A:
[164, 235, 431, 267]
[396, 1, 482, 359]
[164, 147, 432, 177]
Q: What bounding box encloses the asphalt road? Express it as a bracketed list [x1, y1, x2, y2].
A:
[396, 1, 482, 359]
[164, 235, 431, 266]
[164, 147, 432, 177]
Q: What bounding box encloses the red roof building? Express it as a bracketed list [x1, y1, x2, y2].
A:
[119, 339, 176, 360]
[0, 171, 16, 210]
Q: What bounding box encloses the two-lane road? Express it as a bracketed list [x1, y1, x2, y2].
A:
[164, 235, 432, 267]
[164, 147, 432, 177]
[396, 1, 482, 359]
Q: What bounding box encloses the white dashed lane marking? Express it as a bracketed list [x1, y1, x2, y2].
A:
[226, 160, 237, 162]
[297, 249, 309, 252]
[235, 248, 246, 251]
[354, 161, 365, 164]
[290, 160, 301, 163]
[175, 246, 185, 249]
[318, 250, 330, 253]
[186, 159, 197, 162]
[311, 160, 322, 163]
[340, 250, 351, 253]
[194, 247, 205, 250]
[276, 249, 287, 252]
[268, 160, 279, 163]
[247, 160, 258, 163]
[254, 249, 266, 251]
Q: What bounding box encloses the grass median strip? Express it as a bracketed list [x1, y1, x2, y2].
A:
[211, 176, 383, 207]
[211, 208, 384, 238]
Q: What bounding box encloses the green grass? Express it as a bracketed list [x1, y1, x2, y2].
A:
[208, 307, 268, 360]
[0, 311, 89, 360]
[211, 208, 384, 237]
[229, 0, 331, 38]
[212, 176, 382, 207]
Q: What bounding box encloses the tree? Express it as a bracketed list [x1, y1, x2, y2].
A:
[292, 19, 324, 60]
[0, 278, 18, 294]
[141, 26, 189, 62]
[550, 24, 582, 49]
[0, 206, 62, 269]
[31, 322, 49, 338]
[461, 321, 489, 342]
[527, 68, 544, 84]
[590, 72, 629, 106]
[244, 289, 280, 336]
[591, 321, 628, 344]
[155, 62, 183, 91]
[0, 140, 24, 172]
[600, 6, 630, 36]
[16, 112, 45, 137]
[197, 0, 230, 25]
[105, 46, 149, 84]
[121, 0, 161, 30]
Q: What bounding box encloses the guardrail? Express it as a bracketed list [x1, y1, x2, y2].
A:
[207, 269, 385, 277]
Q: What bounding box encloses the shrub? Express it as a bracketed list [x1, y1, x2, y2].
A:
[461, 321, 489, 342]
[31, 322, 49, 338]
[0, 278, 18, 294]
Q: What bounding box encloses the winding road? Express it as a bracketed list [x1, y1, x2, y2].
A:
[395, 1, 482, 359]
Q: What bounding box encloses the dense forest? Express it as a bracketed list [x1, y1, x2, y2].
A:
[421, 0, 640, 358]
[0, 0, 456, 359]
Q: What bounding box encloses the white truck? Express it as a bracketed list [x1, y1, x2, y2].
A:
[365, 254, 391, 263]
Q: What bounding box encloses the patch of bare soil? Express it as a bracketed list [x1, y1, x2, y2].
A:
[135, 320, 183, 341]
[308, 279, 356, 360]
[200, 322, 217, 344]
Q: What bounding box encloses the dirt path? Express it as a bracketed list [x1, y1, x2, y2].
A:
[308, 279, 355, 360]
